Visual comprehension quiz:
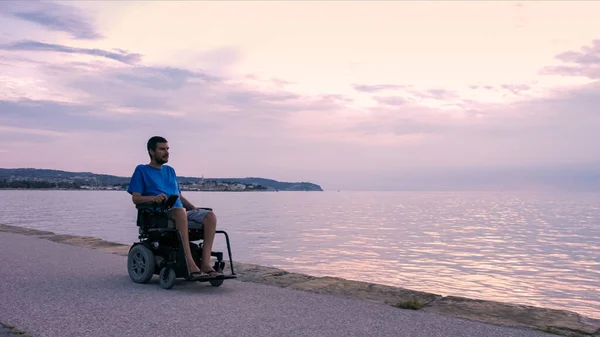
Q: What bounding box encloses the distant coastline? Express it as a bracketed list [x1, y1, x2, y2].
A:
[0, 168, 324, 192]
[0, 188, 270, 192]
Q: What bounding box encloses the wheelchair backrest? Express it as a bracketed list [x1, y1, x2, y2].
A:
[136, 205, 170, 229]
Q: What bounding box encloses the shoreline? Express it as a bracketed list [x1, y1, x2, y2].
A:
[0, 323, 32, 337]
[0, 223, 598, 337]
[0, 188, 300, 192]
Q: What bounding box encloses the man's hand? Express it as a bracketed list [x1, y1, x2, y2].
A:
[152, 194, 167, 203]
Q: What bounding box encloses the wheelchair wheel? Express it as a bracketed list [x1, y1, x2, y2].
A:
[209, 279, 224, 287]
[128, 244, 155, 284]
[159, 266, 176, 289]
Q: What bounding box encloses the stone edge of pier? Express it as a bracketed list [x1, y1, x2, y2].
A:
[1, 224, 598, 337]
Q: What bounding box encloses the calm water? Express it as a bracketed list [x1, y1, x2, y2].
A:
[1, 189, 598, 319]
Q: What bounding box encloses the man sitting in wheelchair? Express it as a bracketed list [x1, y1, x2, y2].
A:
[127, 136, 223, 280]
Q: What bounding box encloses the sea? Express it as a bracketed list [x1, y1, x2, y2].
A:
[0, 189, 598, 319]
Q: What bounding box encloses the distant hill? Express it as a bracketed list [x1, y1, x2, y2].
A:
[0, 168, 323, 191]
[178, 176, 322, 192]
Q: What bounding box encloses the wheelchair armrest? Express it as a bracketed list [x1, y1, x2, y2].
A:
[136, 202, 167, 212]
[135, 194, 179, 210]
[136, 202, 157, 209]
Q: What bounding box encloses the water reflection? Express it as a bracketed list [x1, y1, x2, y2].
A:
[0, 189, 598, 319]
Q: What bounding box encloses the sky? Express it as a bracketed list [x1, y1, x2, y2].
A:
[1, 1, 600, 191]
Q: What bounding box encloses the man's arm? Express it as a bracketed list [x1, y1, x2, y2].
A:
[127, 165, 165, 204]
[180, 194, 196, 211]
[132, 192, 166, 205]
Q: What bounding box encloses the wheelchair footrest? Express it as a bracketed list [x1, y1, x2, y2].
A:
[148, 228, 177, 233]
[220, 275, 236, 280]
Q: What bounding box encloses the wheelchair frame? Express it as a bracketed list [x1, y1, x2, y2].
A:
[126, 195, 236, 289]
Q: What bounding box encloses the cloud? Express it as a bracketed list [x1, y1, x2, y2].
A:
[0, 44, 348, 150]
[375, 96, 407, 106]
[0, 125, 67, 137]
[546, 65, 600, 79]
[359, 83, 536, 110]
[0, 52, 354, 179]
[541, 39, 600, 79]
[0, 99, 131, 133]
[5, 38, 599, 175]
[0, 1, 102, 40]
[499, 84, 532, 95]
[0, 40, 142, 64]
[556, 40, 600, 65]
[335, 45, 600, 181]
[428, 81, 600, 169]
[422, 89, 457, 100]
[353, 85, 459, 101]
[115, 67, 218, 91]
[352, 84, 407, 93]
[53, 62, 334, 122]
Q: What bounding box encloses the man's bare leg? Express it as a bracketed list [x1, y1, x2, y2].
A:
[200, 211, 218, 273]
[170, 208, 202, 275]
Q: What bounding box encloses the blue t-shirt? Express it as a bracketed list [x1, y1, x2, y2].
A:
[127, 164, 183, 208]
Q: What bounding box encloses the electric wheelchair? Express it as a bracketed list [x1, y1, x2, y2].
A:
[127, 194, 236, 289]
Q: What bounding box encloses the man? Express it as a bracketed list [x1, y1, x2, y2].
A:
[127, 136, 221, 279]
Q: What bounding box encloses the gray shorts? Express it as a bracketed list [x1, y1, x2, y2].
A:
[168, 208, 211, 230]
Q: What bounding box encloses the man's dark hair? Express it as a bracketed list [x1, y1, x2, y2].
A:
[147, 136, 167, 158]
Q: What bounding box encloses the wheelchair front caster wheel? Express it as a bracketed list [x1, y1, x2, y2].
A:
[209, 279, 224, 287]
[159, 267, 176, 289]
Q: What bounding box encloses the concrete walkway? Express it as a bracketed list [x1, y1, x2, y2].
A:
[0, 232, 551, 337]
